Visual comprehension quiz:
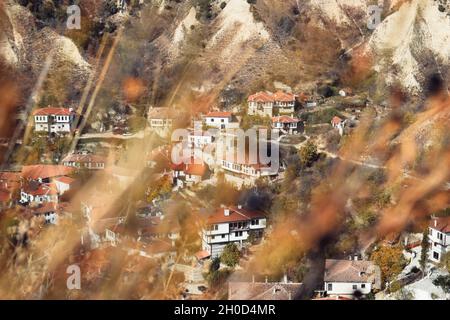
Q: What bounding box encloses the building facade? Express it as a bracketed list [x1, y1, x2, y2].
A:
[428, 216, 450, 263]
[201, 206, 267, 258]
[33, 107, 76, 134]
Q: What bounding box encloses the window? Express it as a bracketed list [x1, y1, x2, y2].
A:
[327, 283, 332, 291]
[221, 235, 225, 239]
[361, 284, 366, 289]
[235, 231, 243, 237]
[213, 225, 218, 231]
[433, 251, 440, 260]
[352, 285, 357, 290]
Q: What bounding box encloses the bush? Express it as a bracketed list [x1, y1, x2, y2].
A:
[221, 243, 241, 267]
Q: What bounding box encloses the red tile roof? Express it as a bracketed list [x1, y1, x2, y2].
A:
[272, 90, 296, 102]
[248, 91, 274, 103]
[272, 116, 300, 123]
[324, 259, 378, 283]
[205, 111, 232, 118]
[21, 165, 74, 180]
[430, 216, 450, 233]
[248, 91, 296, 103]
[331, 116, 343, 125]
[206, 206, 265, 225]
[32, 202, 58, 214]
[33, 107, 72, 116]
[0, 172, 21, 182]
[0, 189, 11, 202]
[195, 250, 211, 260]
[23, 182, 58, 196]
[185, 163, 207, 176]
[54, 176, 76, 185]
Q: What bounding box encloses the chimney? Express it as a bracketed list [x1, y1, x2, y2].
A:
[252, 275, 255, 283]
[434, 219, 437, 228]
[224, 209, 230, 216]
[283, 274, 288, 284]
[238, 204, 242, 209]
[265, 276, 268, 283]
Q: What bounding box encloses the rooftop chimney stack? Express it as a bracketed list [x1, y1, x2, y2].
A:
[238, 204, 242, 209]
[224, 209, 230, 216]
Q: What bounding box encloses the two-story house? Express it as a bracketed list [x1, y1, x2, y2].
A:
[203, 112, 236, 130]
[201, 206, 267, 258]
[147, 107, 177, 138]
[33, 107, 76, 134]
[20, 165, 74, 204]
[323, 259, 381, 298]
[428, 216, 450, 263]
[271, 116, 302, 134]
[248, 91, 296, 117]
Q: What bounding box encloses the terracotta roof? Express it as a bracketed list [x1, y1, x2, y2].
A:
[205, 111, 232, 118]
[32, 202, 58, 214]
[331, 116, 343, 125]
[248, 91, 296, 103]
[185, 163, 207, 176]
[62, 153, 106, 164]
[272, 90, 296, 102]
[23, 182, 58, 196]
[272, 116, 300, 123]
[0, 189, 11, 202]
[33, 107, 72, 116]
[248, 91, 274, 103]
[195, 250, 211, 260]
[430, 216, 450, 233]
[21, 165, 74, 180]
[324, 259, 379, 283]
[146, 239, 175, 255]
[206, 206, 265, 225]
[229, 282, 302, 300]
[54, 176, 76, 184]
[0, 172, 21, 182]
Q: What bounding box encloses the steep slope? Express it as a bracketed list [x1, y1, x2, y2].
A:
[369, 0, 450, 93]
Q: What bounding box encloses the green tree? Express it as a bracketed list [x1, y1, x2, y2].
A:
[299, 140, 319, 167]
[420, 229, 429, 273]
[221, 243, 241, 268]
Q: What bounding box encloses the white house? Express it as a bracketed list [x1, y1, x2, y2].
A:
[53, 176, 76, 195]
[331, 116, 346, 136]
[201, 206, 267, 258]
[428, 216, 450, 263]
[33, 107, 76, 134]
[248, 91, 296, 117]
[203, 111, 234, 130]
[172, 160, 209, 189]
[148, 107, 177, 137]
[271, 116, 302, 134]
[324, 259, 381, 298]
